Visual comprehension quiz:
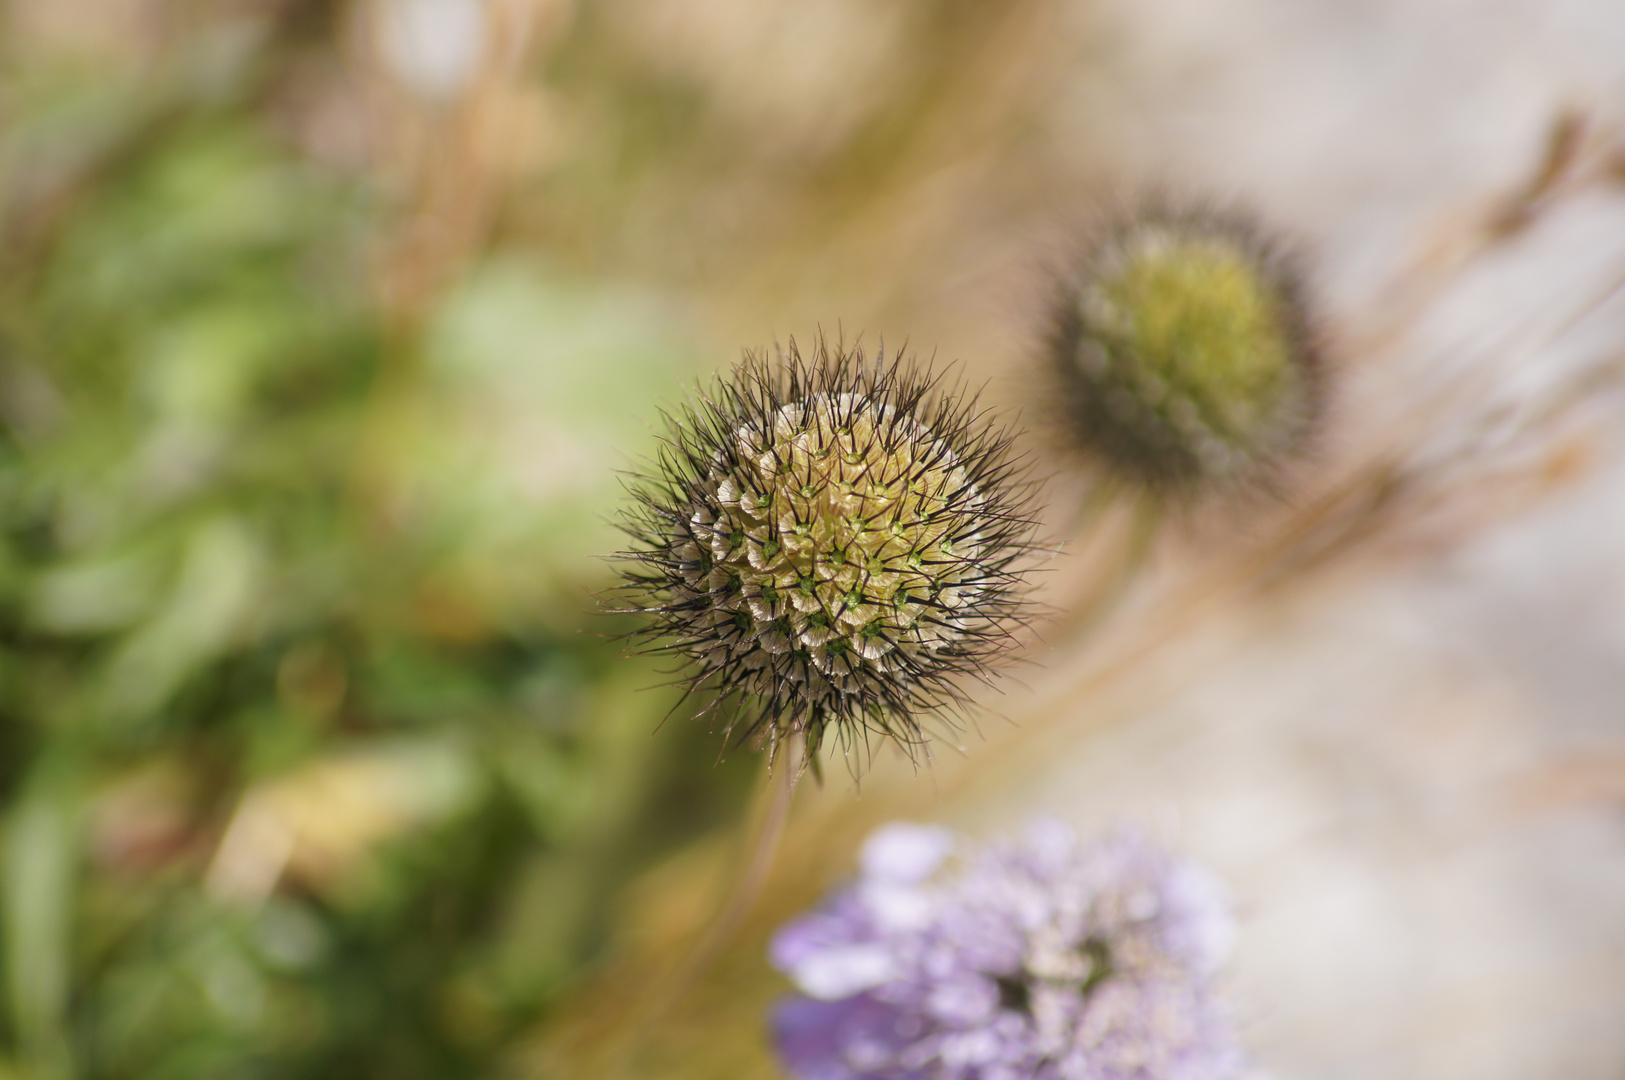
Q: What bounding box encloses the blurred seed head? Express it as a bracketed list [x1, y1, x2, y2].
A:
[613, 338, 1040, 764]
[1043, 200, 1323, 497]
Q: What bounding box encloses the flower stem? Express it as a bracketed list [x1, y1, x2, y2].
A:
[612, 733, 802, 1077]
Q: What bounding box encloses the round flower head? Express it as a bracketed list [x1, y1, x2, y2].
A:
[769, 822, 1243, 1080]
[614, 339, 1040, 762]
[1045, 202, 1322, 495]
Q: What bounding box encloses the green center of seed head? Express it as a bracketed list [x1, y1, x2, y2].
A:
[702, 391, 983, 684]
[1094, 234, 1293, 434]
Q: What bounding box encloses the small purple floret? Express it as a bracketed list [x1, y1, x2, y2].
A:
[768, 822, 1243, 1080]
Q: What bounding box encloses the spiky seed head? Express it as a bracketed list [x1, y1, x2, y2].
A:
[614, 338, 1040, 764]
[1045, 201, 1322, 495]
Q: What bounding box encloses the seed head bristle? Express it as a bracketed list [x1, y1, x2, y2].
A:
[612, 337, 1041, 765]
[1043, 199, 1324, 496]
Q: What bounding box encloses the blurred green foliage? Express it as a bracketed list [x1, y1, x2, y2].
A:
[0, 8, 754, 1078]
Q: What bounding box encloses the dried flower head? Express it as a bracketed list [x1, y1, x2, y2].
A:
[1044, 201, 1322, 495]
[613, 339, 1039, 762]
[769, 822, 1242, 1080]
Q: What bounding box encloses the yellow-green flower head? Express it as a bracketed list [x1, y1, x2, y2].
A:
[1046, 203, 1322, 493]
[616, 339, 1040, 761]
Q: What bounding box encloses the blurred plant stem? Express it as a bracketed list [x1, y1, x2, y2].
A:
[358, 0, 568, 323]
[3, 756, 82, 1080]
[346, 0, 568, 540]
[612, 733, 802, 1079]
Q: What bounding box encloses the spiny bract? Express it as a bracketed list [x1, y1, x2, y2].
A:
[615, 339, 1039, 762]
[1046, 202, 1322, 495]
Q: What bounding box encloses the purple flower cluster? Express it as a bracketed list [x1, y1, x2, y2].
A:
[769, 822, 1242, 1080]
